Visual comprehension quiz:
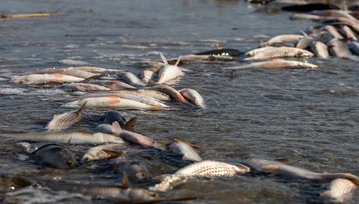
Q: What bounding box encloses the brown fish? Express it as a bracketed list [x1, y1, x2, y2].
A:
[32, 144, 78, 169]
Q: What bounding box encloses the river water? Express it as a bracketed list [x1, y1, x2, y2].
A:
[1, 0, 359, 203]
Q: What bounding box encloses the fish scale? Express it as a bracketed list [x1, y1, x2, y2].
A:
[46, 102, 86, 131]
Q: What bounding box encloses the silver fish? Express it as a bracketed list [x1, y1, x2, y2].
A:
[168, 139, 203, 162]
[339, 25, 358, 41]
[72, 66, 122, 73]
[63, 96, 168, 111]
[140, 69, 156, 84]
[153, 84, 187, 103]
[224, 59, 317, 69]
[103, 80, 137, 90]
[244, 47, 313, 60]
[322, 25, 343, 39]
[167, 54, 236, 64]
[310, 41, 330, 59]
[117, 72, 146, 87]
[156, 53, 184, 84]
[296, 35, 314, 49]
[327, 38, 358, 60]
[11, 74, 85, 85]
[3, 131, 124, 144]
[150, 160, 250, 192]
[81, 144, 124, 163]
[59, 83, 111, 92]
[260, 34, 303, 47]
[248, 158, 359, 185]
[46, 101, 87, 131]
[32, 144, 78, 169]
[33, 67, 101, 79]
[179, 88, 206, 108]
[320, 178, 357, 203]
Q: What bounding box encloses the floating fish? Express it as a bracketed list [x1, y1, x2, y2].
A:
[33, 67, 102, 79]
[63, 96, 167, 111]
[248, 158, 359, 185]
[195, 43, 242, 57]
[140, 69, 156, 84]
[260, 34, 303, 47]
[32, 144, 78, 169]
[320, 178, 357, 203]
[154, 84, 187, 103]
[224, 59, 317, 69]
[11, 74, 85, 85]
[167, 139, 203, 162]
[244, 47, 313, 60]
[117, 72, 146, 87]
[179, 88, 206, 108]
[103, 110, 127, 126]
[156, 53, 184, 84]
[310, 41, 330, 59]
[103, 80, 137, 90]
[59, 83, 111, 92]
[3, 131, 124, 144]
[71, 66, 122, 73]
[97, 116, 138, 133]
[150, 160, 250, 192]
[81, 144, 124, 163]
[46, 102, 87, 131]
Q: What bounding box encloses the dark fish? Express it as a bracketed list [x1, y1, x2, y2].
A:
[195, 44, 242, 57]
[113, 160, 152, 182]
[281, 3, 340, 12]
[32, 144, 78, 169]
[103, 110, 127, 126]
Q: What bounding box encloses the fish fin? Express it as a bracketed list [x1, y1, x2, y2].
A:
[216, 43, 223, 50]
[174, 138, 206, 150]
[150, 106, 167, 111]
[67, 137, 72, 145]
[160, 53, 168, 65]
[175, 56, 182, 66]
[320, 190, 331, 197]
[52, 114, 58, 119]
[102, 149, 123, 157]
[111, 121, 123, 135]
[122, 171, 129, 189]
[123, 116, 138, 132]
[75, 101, 87, 115]
[262, 165, 279, 173]
[299, 29, 307, 36]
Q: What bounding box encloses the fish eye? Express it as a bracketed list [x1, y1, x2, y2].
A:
[67, 160, 75, 167]
[83, 157, 91, 163]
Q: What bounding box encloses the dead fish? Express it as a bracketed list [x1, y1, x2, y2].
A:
[11, 74, 85, 85]
[104, 80, 137, 90]
[71, 66, 121, 73]
[310, 41, 330, 59]
[339, 25, 358, 41]
[32, 144, 78, 169]
[260, 34, 303, 47]
[111, 121, 162, 149]
[108, 93, 169, 109]
[327, 38, 358, 60]
[59, 83, 111, 92]
[3, 131, 124, 144]
[244, 47, 313, 60]
[153, 84, 187, 103]
[117, 72, 146, 87]
[281, 3, 340, 12]
[113, 160, 152, 182]
[245, 46, 275, 57]
[248, 158, 359, 185]
[46, 102, 87, 131]
[322, 25, 343, 39]
[296, 35, 314, 49]
[195, 43, 242, 57]
[140, 69, 156, 84]
[81, 144, 124, 163]
[290, 13, 326, 21]
[156, 53, 184, 84]
[167, 139, 203, 162]
[320, 178, 357, 203]
[348, 41, 359, 56]
[103, 110, 127, 126]
[97, 116, 138, 133]
[63, 96, 167, 111]
[150, 160, 250, 192]
[33, 67, 102, 79]
[224, 59, 317, 69]
[167, 54, 236, 65]
[179, 88, 206, 109]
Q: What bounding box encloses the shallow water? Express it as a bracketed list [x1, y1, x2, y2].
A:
[1, 0, 359, 203]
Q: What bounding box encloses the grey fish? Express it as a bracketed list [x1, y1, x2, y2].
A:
[157, 53, 184, 84]
[168, 139, 203, 162]
[296, 35, 314, 49]
[320, 178, 357, 203]
[322, 25, 343, 39]
[117, 72, 146, 87]
[103, 110, 127, 126]
[150, 160, 250, 192]
[260, 34, 303, 47]
[3, 131, 124, 144]
[224, 59, 317, 69]
[46, 101, 87, 131]
[248, 158, 359, 185]
[244, 47, 313, 60]
[339, 25, 358, 41]
[32, 144, 78, 169]
[179, 88, 206, 109]
[153, 84, 187, 103]
[59, 83, 111, 92]
[81, 144, 124, 163]
[72, 66, 122, 73]
[310, 41, 330, 59]
[327, 38, 359, 60]
[113, 160, 152, 182]
[33, 67, 101, 79]
[104, 80, 137, 90]
[98, 115, 138, 133]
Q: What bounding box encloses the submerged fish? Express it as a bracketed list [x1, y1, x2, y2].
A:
[46, 102, 87, 131]
[320, 178, 357, 203]
[248, 158, 359, 185]
[156, 53, 184, 84]
[150, 160, 250, 192]
[113, 160, 152, 182]
[3, 131, 124, 144]
[32, 144, 78, 169]
[224, 59, 317, 69]
[168, 139, 203, 162]
[81, 144, 124, 163]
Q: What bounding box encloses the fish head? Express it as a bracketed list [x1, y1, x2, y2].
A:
[103, 110, 126, 125]
[81, 154, 95, 164]
[233, 163, 251, 174]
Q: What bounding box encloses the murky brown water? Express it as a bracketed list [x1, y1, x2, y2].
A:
[1, 0, 359, 203]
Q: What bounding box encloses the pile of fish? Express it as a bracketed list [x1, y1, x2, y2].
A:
[3, 1, 359, 202]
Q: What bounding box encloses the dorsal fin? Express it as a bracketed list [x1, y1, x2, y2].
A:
[299, 29, 307, 36]
[174, 138, 206, 150]
[75, 101, 87, 115]
[216, 43, 223, 50]
[175, 56, 182, 66]
[67, 137, 72, 145]
[122, 171, 129, 189]
[123, 116, 138, 132]
[160, 53, 168, 65]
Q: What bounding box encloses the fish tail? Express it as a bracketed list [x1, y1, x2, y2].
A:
[111, 121, 123, 136]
